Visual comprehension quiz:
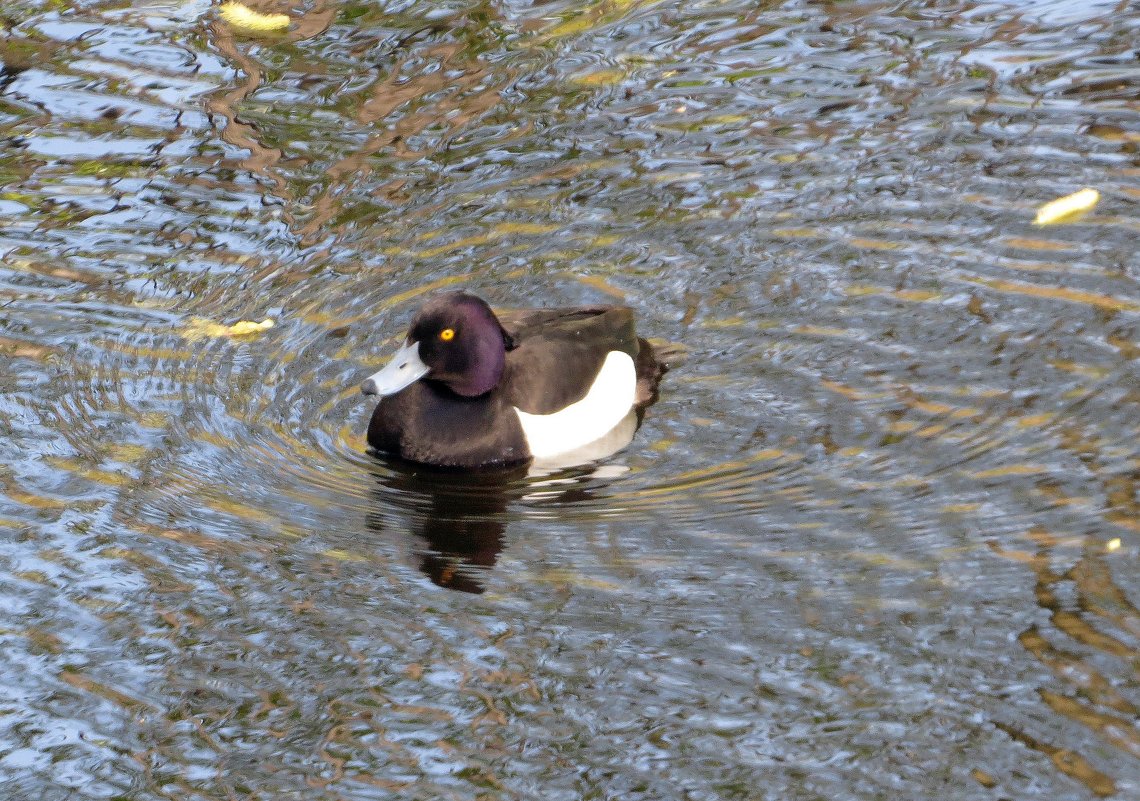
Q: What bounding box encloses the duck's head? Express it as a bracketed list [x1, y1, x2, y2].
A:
[361, 292, 508, 398]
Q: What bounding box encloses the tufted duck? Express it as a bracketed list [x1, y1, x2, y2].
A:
[360, 292, 667, 468]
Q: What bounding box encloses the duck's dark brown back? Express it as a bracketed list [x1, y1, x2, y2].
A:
[497, 306, 639, 416]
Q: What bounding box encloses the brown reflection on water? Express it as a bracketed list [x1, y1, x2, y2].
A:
[205, 19, 289, 198]
[991, 528, 1138, 797]
[295, 38, 510, 245]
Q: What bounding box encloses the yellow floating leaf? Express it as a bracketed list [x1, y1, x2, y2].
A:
[183, 317, 274, 341]
[218, 2, 290, 34]
[225, 319, 275, 336]
[1106, 538, 1121, 552]
[1033, 188, 1099, 225]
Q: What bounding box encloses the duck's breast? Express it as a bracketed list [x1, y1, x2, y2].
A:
[368, 382, 529, 467]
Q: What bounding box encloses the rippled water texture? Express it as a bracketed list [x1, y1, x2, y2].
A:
[2, 0, 1138, 798]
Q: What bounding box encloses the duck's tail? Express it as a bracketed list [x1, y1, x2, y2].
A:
[635, 337, 685, 408]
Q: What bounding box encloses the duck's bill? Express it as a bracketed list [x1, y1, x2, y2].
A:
[360, 340, 429, 396]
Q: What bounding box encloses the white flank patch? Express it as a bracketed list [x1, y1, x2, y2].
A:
[514, 351, 636, 461]
[528, 411, 637, 472]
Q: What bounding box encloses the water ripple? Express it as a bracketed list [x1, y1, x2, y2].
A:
[2, 0, 1139, 798]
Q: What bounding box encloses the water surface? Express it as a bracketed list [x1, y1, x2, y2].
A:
[1, 0, 1138, 798]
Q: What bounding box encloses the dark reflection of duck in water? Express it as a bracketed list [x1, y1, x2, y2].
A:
[364, 462, 525, 594]
[365, 459, 628, 594]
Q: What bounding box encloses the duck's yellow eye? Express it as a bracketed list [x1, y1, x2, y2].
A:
[439, 328, 455, 342]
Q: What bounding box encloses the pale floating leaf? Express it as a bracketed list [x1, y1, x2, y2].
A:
[183, 317, 275, 341]
[1033, 188, 1099, 225]
[218, 2, 290, 33]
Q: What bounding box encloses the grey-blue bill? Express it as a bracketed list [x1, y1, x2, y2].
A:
[360, 340, 429, 397]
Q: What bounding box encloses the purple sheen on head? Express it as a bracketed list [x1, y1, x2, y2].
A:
[447, 331, 504, 396]
[413, 293, 508, 397]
